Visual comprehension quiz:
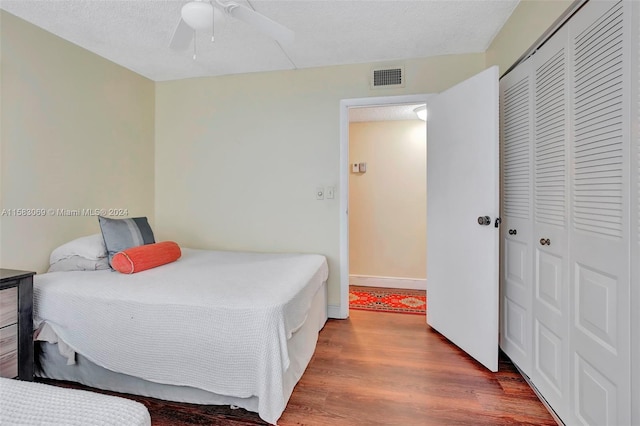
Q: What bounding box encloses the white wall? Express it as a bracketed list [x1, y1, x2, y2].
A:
[0, 11, 155, 272]
[155, 54, 486, 308]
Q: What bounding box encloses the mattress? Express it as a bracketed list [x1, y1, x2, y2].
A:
[33, 248, 329, 424]
[0, 377, 151, 426]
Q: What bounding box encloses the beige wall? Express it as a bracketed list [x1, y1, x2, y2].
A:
[486, 0, 574, 74]
[155, 54, 486, 307]
[0, 12, 155, 273]
[349, 120, 426, 280]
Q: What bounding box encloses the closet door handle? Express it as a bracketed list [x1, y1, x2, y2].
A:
[508, 229, 517, 235]
[539, 238, 551, 246]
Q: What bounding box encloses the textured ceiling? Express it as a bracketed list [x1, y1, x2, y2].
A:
[0, 0, 520, 82]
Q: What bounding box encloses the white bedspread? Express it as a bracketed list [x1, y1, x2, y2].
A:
[0, 377, 151, 426]
[33, 248, 328, 425]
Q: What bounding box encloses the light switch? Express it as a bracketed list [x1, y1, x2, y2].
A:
[358, 162, 367, 173]
[316, 187, 324, 200]
[326, 186, 335, 199]
[352, 163, 359, 173]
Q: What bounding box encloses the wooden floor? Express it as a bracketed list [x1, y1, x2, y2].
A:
[279, 309, 557, 425]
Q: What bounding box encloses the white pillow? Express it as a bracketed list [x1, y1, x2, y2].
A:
[49, 234, 107, 264]
[47, 256, 111, 273]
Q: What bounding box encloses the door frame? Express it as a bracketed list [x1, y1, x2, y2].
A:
[336, 93, 433, 319]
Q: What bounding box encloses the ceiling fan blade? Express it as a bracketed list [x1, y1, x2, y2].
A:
[224, 3, 294, 46]
[169, 18, 193, 50]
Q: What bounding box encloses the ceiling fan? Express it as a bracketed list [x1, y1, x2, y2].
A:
[169, 0, 295, 56]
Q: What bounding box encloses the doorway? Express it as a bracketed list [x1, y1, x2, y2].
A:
[337, 67, 500, 372]
[347, 104, 427, 315]
[338, 94, 431, 319]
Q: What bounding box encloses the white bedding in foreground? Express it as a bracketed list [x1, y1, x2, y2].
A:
[33, 248, 329, 425]
[0, 377, 151, 426]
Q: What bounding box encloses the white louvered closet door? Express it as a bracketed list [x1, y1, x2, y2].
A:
[499, 58, 534, 377]
[531, 25, 570, 422]
[632, 3, 640, 425]
[568, 1, 631, 425]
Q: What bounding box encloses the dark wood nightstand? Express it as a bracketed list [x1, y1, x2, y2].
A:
[0, 269, 35, 380]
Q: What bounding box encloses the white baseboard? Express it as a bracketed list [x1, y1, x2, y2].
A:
[327, 304, 346, 319]
[512, 363, 564, 425]
[349, 274, 427, 290]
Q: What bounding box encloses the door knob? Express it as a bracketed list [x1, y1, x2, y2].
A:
[539, 238, 551, 246]
[508, 229, 517, 235]
[477, 216, 491, 226]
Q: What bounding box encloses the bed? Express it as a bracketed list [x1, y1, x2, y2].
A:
[0, 377, 151, 426]
[33, 247, 329, 425]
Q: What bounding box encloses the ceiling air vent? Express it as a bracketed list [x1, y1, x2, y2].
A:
[371, 66, 405, 89]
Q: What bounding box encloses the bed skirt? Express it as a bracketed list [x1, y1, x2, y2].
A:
[36, 281, 327, 423]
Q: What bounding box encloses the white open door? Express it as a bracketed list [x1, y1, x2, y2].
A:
[427, 66, 499, 372]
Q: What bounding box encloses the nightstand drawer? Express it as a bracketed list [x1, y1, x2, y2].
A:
[0, 348, 18, 378]
[0, 324, 18, 356]
[0, 287, 18, 328]
[0, 321, 18, 378]
[0, 269, 35, 381]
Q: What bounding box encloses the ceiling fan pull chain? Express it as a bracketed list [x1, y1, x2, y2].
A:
[211, 3, 215, 42]
[193, 29, 197, 60]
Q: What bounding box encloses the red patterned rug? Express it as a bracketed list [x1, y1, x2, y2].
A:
[349, 286, 426, 315]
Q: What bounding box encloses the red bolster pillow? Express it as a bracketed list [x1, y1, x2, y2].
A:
[112, 241, 181, 274]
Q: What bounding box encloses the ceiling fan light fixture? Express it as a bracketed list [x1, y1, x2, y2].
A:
[182, 1, 214, 31]
[414, 105, 427, 121]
